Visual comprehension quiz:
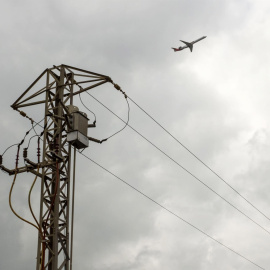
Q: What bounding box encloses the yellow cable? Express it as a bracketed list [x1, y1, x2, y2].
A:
[28, 166, 42, 232]
[10, 167, 46, 269]
[9, 170, 40, 231]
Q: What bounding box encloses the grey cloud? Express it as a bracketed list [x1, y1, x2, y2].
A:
[1, 1, 270, 270]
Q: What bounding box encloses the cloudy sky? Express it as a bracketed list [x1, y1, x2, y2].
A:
[1, 0, 270, 269]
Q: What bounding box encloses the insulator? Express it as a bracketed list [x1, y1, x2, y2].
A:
[23, 148, 28, 159]
[55, 142, 59, 153]
[114, 83, 121, 90]
[19, 110, 27, 117]
[15, 145, 21, 168]
[37, 147, 41, 163]
[0, 155, 2, 165]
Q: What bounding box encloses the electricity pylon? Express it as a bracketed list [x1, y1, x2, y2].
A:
[6, 64, 112, 270]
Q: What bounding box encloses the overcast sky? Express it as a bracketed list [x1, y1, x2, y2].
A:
[1, 0, 270, 269]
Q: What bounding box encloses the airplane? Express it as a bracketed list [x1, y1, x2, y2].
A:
[172, 36, 207, 52]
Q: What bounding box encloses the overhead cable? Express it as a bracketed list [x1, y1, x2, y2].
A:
[79, 92, 97, 123]
[79, 151, 266, 270]
[127, 95, 270, 223]
[85, 93, 270, 236]
[1, 117, 44, 157]
[25, 92, 270, 237]
[85, 90, 130, 141]
[75, 80, 130, 142]
[9, 168, 40, 232]
[28, 166, 42, 231]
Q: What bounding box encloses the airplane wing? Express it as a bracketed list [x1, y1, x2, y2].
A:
[178, 36, 207, 52]
[180, 41, 193, 52]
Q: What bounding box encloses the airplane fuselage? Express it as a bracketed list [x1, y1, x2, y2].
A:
[172, 36, 206, 52]
[191, 36, 207, 44]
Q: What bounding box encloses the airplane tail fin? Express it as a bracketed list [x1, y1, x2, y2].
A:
[180, 40, 193, 52]
[172, 47, 179, 52]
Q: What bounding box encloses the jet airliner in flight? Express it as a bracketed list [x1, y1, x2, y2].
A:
[172, 36, 207, 52]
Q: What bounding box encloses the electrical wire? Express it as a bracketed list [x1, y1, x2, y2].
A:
[25, 94, 270, 238]
[7, 82, 266, 269]
[85, 93, 270, 236]
[8, 141, 43, 232]
[74, 77, 129, 142]
[78, 151, 266, 270]
[103, 96, 130, 141]
[27, 135, 39, 149]
[2, 143, 19, 156]
[28, 166, 42, 231]
[127, 95, 270, 223]
[32, 121, 39, 136]
[32, 117, 46, 132]
[79, 92, 96, 123]
[6, 129, 45, 268]
[82, 89, 130, 142]
[2, 117, 44, 157]
[9, 170, 40, 231]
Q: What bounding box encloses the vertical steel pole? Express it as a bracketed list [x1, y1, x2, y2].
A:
[70, 148, 76, 270]
[50, 66, 65, 269]
[36, 65, 73, 270]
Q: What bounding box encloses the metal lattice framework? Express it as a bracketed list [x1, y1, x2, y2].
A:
[11, 65, 112, 270]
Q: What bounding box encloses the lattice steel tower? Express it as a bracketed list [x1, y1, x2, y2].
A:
[7, 65, 113, 270]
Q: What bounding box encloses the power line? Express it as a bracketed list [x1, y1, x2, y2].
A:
[84, 88, 130, 141]
[101, 95, 130, 141]
[79, 151, 266, 270]
[127, 95, 270, 223]
[9, 91, 267, 269]
[1, 117, 44, 157]
[23, 94, 270, 239]
[85, 92, 270, 236]
[79, 92, 97, 123]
